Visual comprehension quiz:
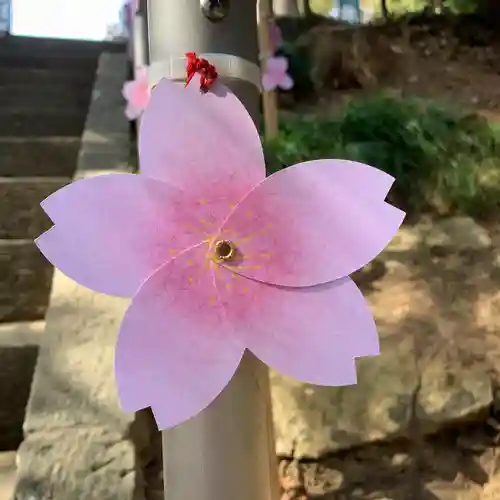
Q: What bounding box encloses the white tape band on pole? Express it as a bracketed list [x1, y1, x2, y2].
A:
[147, 53, 262, 91]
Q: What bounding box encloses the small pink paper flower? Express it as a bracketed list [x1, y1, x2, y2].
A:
[122, 67, 149, 120]
[262, 56, 294, 92]
[268, 18, 283, 53]
[35, 79, 404, 430]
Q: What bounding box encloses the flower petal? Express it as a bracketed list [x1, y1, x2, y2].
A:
[125, 103, 140, 120]
[115, 244, 245, 430]
[135, 84, 150, 109]
[262, 73, 277, 92]
[279, 73, 294, 91]
[122, 80, 136, 101]
[218, 160, 405, 287]
[215, 269, 378, 385]
[38, 173, 210, 297]
[267, 56, 288, 75]
[139, 79, 266, 224]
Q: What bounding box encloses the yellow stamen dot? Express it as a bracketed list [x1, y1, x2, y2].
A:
[187, 276, 194, 284]
[169, 249, 176, 255]
[213, 239, 237, 263]
[225, 283, 231, 290]
[187, 260, 193, 265]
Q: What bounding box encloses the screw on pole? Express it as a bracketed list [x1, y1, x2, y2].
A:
[143, 1, 280, 499]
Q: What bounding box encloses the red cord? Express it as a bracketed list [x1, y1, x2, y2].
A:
[184, 52, 218, 93]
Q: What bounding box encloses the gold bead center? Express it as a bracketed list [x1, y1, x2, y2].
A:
[213, 239, 237, 262]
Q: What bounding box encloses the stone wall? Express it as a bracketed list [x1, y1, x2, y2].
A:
[273, 216, 499, 458]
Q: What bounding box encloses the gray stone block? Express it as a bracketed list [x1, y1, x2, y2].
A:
[15, 428, 141, 500]
[0, 344, 38, 450]
[0, 240, 53, 323]
[24, 271, 132, 434]
[0, 111, 88, 137]
[0, 138, 80, 178]
[0, 178, 69, 239]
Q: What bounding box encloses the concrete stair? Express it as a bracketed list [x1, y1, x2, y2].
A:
[0, 36, 125, 463]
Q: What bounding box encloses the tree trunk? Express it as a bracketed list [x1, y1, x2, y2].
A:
[380, 0, 389, 18]
[430, 0, 443, 13]
[300, 0, 313, 18]
[273, 0, 300, 17]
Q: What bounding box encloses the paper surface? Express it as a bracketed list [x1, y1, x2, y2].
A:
[262, 56, 294, 91]
[122, 67, 149, 119]
[36, 78, 405, 430]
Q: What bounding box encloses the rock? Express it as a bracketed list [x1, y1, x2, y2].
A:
[425, 216, 492, 250]
[0, 240, 54, 322]
[15, 428, 140, 500]
[0, 321, 44, 450]
[297, 24, 407, 94]
[272, 221, 497, 458]
[0, 178, 69, 239]
[272, 333, 419, 458]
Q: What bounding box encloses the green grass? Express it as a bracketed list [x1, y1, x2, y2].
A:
[263, 95, 500, 219]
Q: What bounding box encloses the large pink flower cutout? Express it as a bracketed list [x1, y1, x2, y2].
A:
[122, 67, 149, 120]
[35, 79, 405, 430]
[262, 56, 294, 92]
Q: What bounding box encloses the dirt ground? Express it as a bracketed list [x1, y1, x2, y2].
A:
[279, 416, 500, 500]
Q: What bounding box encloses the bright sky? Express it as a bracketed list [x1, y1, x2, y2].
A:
[11, 0, 126, 40]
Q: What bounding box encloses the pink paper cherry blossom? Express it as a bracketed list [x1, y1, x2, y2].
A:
[122, 67, 150, 120]
[268, 18, 283, 53]
[262, 56, 294, 92]
[35, 79, 405, 430]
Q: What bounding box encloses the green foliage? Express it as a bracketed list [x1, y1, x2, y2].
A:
[263, 95, 500, 218]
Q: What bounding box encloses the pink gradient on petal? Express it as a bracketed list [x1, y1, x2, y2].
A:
[280, 73, 294, 91]
[262, 56, 294, 91]
[39, 174, 211, 297]
[268, 19, 283, 52]
[122, 80, 135, 101]
[122, 69, 149, 120]
[215, 268, 377, 385]
[125, 103, 141, 121]
[262, 73, 277, 92]
[138, 79, 266, 224]
[115, 244, 245, 429]
[267, 56, 288, 74]
[219, 160, 405, 287]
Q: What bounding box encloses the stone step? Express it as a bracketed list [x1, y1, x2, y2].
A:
[0, 178, 70, 239]
[0, 110, 88, 137]
[0, 52, 98, 71]
[0, 35, 125, 55]
[0, 137, 81, 177]
[0, 67, 95, 87]
[0, 240, 53, 323]
[0, 452, 16, 498]
[0, 84, 93, 110]
[0, 322, 44, 451]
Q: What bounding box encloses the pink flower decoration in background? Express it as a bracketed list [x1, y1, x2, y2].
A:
[262, 56, 294, 92]
[268, 18, 283, 53]
[35, 79, 405, 430]
[122, 67, 150, 120]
